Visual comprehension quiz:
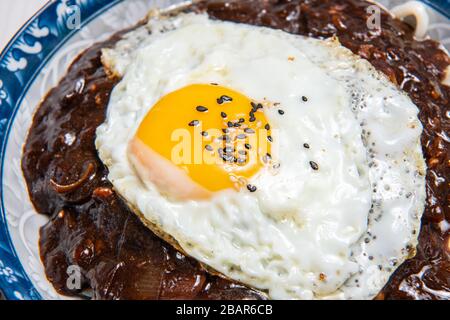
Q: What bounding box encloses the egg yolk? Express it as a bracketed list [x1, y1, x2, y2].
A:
[130, 84, 272, 198]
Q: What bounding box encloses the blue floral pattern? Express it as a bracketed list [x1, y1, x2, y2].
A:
[422, 0, 450, 16]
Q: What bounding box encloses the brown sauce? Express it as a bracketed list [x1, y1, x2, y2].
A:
[22, 0, 450, 299]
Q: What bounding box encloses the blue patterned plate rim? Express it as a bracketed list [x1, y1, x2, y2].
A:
[0, 0, 448, 300]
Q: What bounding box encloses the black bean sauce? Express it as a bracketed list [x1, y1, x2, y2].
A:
[22, 0, 449, 300]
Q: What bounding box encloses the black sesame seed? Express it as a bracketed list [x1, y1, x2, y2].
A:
[303, 143, 310, 149]
[265, 124, 270, 130]
[239, 118, 245, 123]
[196, 106, 208, 112]
[224, 146, 234, 153]
[205, 145, 213, 151]
[221, 112, 227, 118]
[189, 120, 200, 127]
[278, 109, 285, 115]
[222, 128, 229, 134]
[244, 128, 255, 134]
[302, 96, 308, 102]
[201, 131, 208, 137]
[238, 150, 247, 156]
[249, 116, 256, 122]
[236, 158, 246, 165]
[309, 161, 319, 170]
[227, 121, 234, 128]
[237, 134, 247, 140]
[217, 95, 233, 104]
[267, 136, 273, 142]
[211, 83, 218, 86]
[233, 122, 241, 128]
[247, 184, 257, 192]
[245, 143, 252, 150]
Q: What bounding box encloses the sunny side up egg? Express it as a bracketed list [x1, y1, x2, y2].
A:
[96, 13, 426, 299]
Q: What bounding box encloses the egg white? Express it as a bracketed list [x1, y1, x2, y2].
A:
[97, 13, 426, 299]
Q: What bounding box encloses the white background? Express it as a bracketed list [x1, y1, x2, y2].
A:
[0, 0, 47, 51]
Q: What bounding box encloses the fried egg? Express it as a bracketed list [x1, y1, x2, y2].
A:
[96, 13, 426, 299]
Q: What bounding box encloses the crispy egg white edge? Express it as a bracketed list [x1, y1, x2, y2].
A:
[97, 13, 426, 300]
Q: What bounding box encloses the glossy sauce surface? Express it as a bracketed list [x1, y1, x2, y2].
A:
[22, 0, 449, 299]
